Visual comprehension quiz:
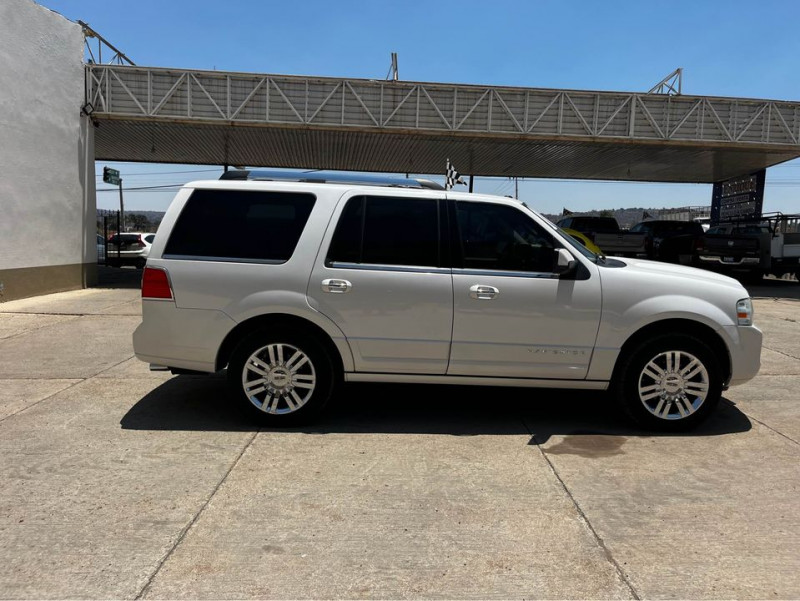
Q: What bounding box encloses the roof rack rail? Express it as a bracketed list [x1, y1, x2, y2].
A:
[220, 169, 444, 190]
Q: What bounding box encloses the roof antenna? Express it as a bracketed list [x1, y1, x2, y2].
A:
[386, 52, 399, 81]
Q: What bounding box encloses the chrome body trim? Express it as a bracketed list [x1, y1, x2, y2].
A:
[345, 372, 608, 390]
[162, 254, 286, 265]
[327, 262, 451, 274]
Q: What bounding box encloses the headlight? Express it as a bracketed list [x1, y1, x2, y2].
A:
[736, 298, 753, 326]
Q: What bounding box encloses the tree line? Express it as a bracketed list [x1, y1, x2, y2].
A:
[96, 210, 163, 235]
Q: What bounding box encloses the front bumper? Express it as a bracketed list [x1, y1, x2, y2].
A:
[723, 324, 763, 387]
[699, 256, 760, 266]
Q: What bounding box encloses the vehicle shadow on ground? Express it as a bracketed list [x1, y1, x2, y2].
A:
[746, 275, 800, 300]
[120, 374, 752, 444]
[94, 265, 143, 289]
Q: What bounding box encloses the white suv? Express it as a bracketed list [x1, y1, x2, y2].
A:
[106, 232, 155, 268]
[133, 172, 762, 430]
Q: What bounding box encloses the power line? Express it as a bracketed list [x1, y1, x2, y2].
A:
[94, 168, 220, 178]
[95, 176, 800, 194]
[97, 184, 183, 192]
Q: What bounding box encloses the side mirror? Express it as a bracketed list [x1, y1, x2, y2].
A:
[553, 248, 577, 276]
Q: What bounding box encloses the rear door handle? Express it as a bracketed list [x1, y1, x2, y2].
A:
[321, 278, 352, 294]
[469, 284, 499, 300]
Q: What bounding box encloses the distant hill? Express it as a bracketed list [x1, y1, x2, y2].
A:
[542, 207, 685, 228]
[97, 209, 165, 220]
[96, 209, 165, 233]
[97, 207, 701, 233]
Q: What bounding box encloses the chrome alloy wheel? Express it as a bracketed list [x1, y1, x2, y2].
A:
[637, 350, 710, 420]
[241, 343, 316, 414]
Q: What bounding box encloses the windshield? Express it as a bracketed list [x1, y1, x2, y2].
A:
[558, 228, 601, 261]
[533, 209, 600, 262]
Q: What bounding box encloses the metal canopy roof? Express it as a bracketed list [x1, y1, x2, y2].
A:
[86, 65, 800, 183]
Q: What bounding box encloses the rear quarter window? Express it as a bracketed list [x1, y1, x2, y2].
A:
[164, 189, 316, 262]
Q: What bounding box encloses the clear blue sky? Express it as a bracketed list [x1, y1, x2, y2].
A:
[40, 0, 800, 215]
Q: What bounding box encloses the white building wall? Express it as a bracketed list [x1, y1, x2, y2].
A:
[0, 0, 94, 300]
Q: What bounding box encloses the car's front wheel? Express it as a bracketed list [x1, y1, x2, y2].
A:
[227, 328, 335, 426]
[613, 333, 722, 431]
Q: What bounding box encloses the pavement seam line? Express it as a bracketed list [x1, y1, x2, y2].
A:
[98, 298, 143, 313]
[763, 343, 800, 362]
[0, 311, 96, 316]
[522, 419, 641, 600]
[0, 352, 135, 425]
[0, 314, 83, 343]
[0, 311, 138, 317]
[134, 428, 260, 600]
[744, 413, 800, 447]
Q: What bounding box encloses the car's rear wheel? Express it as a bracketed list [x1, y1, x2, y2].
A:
[227, 328, 335, 426]
[613, 334, 722, 431]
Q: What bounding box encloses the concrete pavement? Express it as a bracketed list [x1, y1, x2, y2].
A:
[0, 271, 798, 599]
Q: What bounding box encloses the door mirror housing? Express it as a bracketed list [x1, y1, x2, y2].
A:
[553, 248, 577, 276]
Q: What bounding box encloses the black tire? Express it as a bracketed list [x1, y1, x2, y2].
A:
[612, 333, 723, 431]
[227, 327, 336, 426]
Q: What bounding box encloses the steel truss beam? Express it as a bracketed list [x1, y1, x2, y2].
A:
[86, 64, 800, 147]
[79, 21, 134, 66]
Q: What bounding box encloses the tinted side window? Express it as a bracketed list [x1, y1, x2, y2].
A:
[456, 202, 556, 272]
[164, 190, 315, 262]
[594, 218, 620, 232]
[668, 223, 703, 235]
[327, 196, 439, 267]
[326, 197, 363, 264]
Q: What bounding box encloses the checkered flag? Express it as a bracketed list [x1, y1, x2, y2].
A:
[445, 159, 465, 190]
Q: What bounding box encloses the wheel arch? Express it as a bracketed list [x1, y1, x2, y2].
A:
[215, 313, 350, 375]
[612, 318, 732, 385]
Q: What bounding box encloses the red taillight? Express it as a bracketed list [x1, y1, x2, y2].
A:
[141, 267, 173, 299]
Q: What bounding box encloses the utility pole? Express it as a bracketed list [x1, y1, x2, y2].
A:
[118, 178, 125, 232]
[103, 166, 124, 231]
[515, 177, 519, 199]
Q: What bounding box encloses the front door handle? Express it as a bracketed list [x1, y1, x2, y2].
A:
[469, 284, 499, 300]
[321, 278, 352, 294]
